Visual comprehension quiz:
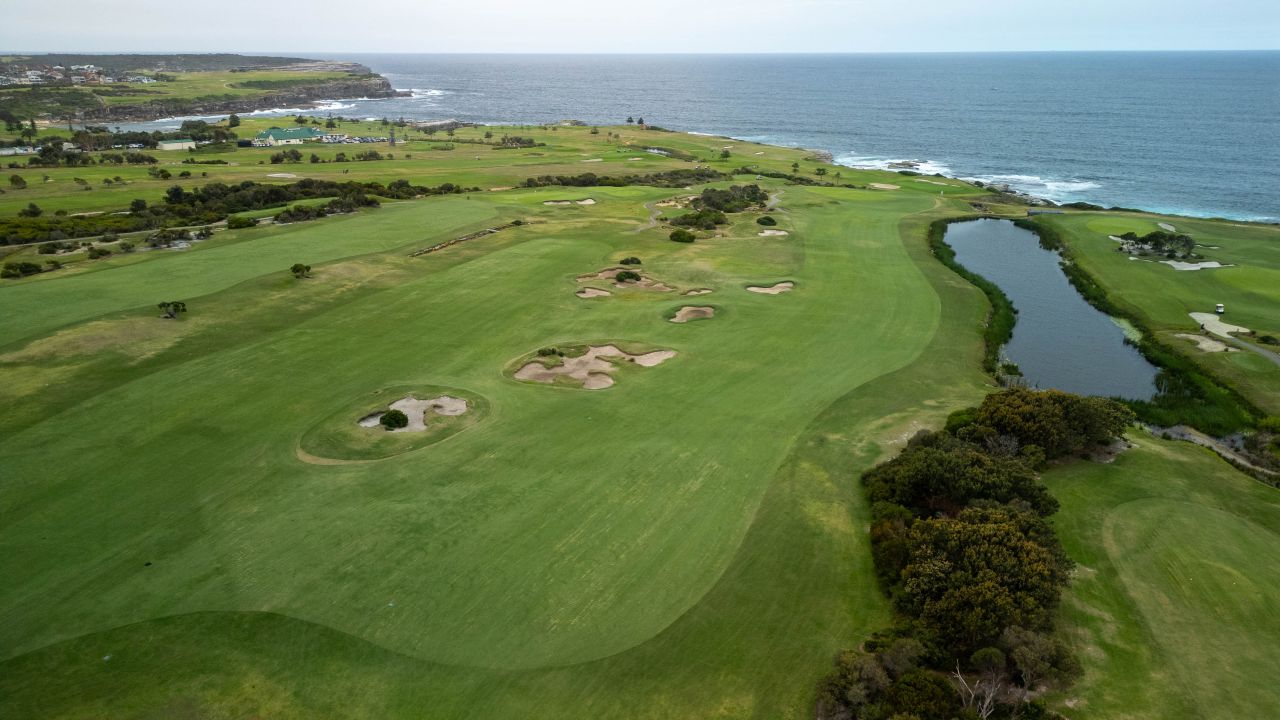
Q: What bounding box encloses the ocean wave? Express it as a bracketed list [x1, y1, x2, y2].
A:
[398, 88, 447, 99]
[834, 154, 954, 177]
[315, 100, 356, 111]
[963, 173, 1102, 201]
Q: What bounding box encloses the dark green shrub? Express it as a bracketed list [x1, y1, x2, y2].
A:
[619, 256, 642, 265]
[756, 215, 777, 226]
[226, 215, 257, 229]
[670, 208, 726, 230]
[615, 270, 642, 282]
[669, 229, 696, 243]
[380, 409, 409, 430]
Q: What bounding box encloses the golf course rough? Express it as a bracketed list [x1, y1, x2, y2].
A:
[2, 120, 1275, 719]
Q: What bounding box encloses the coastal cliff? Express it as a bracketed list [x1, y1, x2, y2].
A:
[80, 75, 405, 121]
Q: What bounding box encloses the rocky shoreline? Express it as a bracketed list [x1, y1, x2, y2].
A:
[78, 75, 407, 122]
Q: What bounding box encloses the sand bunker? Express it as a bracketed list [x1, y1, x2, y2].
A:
[746, 281, 795, 295]
[577, 267, 673, 292]
[266, 173, 298, 178]
[671, 306, 715, 323]
[1190, 312, 1250, 339]
[488, 186, 514, 191]
[544, 199, 596, 206]
[514, 345, 676, 390]
[1175, 333, 1238, 353]
[357, 395, 469, 432]
[683, 288, 713, 296]
[581, 158, 603, 163]
[1162, 260, 1231, 271]
[870, 183, 900, 190]
[1159, 222, 1177, 232]
[758, 229, 789, 236]
[576, 287, 612, 299]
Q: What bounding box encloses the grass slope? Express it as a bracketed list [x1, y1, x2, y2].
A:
[0, 172, 991, 717]
[1045, 430, 1280, 719]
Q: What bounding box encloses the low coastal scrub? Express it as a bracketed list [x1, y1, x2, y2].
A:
[817, 388, 1131, 720]
[274, 194, 379, 224]
[1, 178, 470, 245]
[670, 209, 727, 230]
[521, 167, 725, 189]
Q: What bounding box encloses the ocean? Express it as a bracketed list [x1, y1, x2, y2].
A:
[135, 52, 1280, 222]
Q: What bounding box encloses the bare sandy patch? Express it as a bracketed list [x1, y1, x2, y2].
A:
[1190, 312, 1250, 338]
[577, 266, 673, 292]
[671, 306, 715, 323]
[488, 186, 514, 191]
[683, 288, 713, 296]
[758, 229, 789, 236]
[1158, 222, 1177, 232]
[514, 345, 676, 390]
[869, 183, 900, 190]
[576, 287, 612, 299]
[1162, 260, 1231, 271]
[747, 281, 795, 295]
[581, 158, 603, 163]
[543, 198, 596, 206]
[1175, 333, 1238, 353]
[266, 173, 297, 179]
[358, 395, 470, 432]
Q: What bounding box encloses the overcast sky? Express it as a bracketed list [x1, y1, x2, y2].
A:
[3, 0, 1278, 54]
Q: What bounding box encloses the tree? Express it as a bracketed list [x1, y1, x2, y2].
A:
[815, 167, 828, 176]
[637, 117, 645, 126]
[18, 202, 42, 217]
[228, 113, 241, 128]
[669, 229, 696, 243]
[757, 215, 777, 226]
[157, 300, 187, 319]
[8, 174, 26, 189]
[719, 149, 731, 159]
[294, 114, 308, 125]
[626, 116, 635, 124]
[130, 198, 147, 213]
[290, 263, 312, 279]
[325, 118, 337, 129]
[900, 505, 1071, 654]
[380, 409, 408, 430]
[791, 162, 800, 173]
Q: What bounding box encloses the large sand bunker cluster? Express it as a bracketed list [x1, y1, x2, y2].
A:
[514, 345, 676, 390]
[544, 198, 597, 206]
[577, 267, 673, 292]
[358, 395, 469, 432]
[670, 306, 715, 323]
[746, 281, 795, 295]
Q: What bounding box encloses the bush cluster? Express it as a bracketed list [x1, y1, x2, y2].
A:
[817, 389, 1129, 720]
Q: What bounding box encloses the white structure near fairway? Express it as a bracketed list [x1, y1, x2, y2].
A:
[157, 138, 195, 151]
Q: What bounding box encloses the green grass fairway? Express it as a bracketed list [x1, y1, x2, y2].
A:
[1035, 213, 1280, 413]
[0, 151, 993, 717]
[1045, 430, 1280, 719]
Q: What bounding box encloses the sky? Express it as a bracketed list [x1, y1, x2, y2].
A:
[2, 0, 1278, 54]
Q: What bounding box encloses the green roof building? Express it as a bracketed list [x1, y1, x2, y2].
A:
[252, 127, 325, 146]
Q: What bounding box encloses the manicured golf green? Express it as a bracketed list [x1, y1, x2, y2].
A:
[0, 145, 995, 717]
[1044, 429, 1280, 719]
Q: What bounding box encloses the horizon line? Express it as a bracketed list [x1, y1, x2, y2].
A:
[4, 48, 1279, 56]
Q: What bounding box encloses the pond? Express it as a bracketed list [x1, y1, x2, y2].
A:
[944, 218, 1159, 400]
